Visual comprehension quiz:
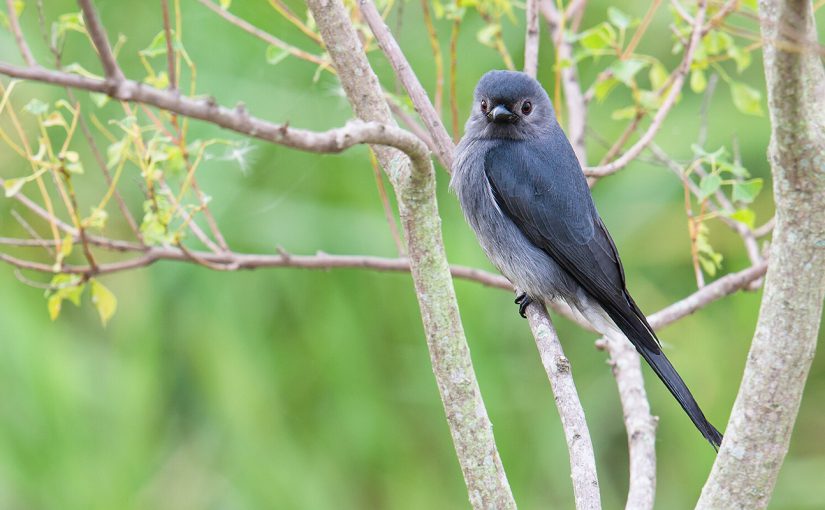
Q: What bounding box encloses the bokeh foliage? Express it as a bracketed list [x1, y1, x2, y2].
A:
[0, 0, 824, 508]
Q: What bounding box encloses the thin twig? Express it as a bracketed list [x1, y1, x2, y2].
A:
[197, 0, 332, 70]
[523, 0, 540, 78]
[5, 0, 37, 66]
[78, 0, 125, 81]
[359, 0, 455, 170]
[584, 0, 707, 178]
[420, 0, 444, 115]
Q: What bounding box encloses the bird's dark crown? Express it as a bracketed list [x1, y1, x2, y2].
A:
[474, 70, 546, 104]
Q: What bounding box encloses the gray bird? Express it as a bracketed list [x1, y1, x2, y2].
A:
[451, 70, 722, 448]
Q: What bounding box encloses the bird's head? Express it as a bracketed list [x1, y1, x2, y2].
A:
[466, 70, 555, 141]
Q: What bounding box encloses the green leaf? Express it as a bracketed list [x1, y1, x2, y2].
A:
[476, 23, 501, 47]
[607, 7, 632, 30]
[46, 274, 85, 320]
[59, 233, 74, 259]
[611, 106, 638, 120]
[219, 0, 232, 8]
[729, 208, 756, 228]
[84, 207, 108, 230]
[690, 69, 707, 93]
[265, 45, 290, 66]
[90, 92, 110, 108]
[593, 77, 619, 102]
[702, 31, 733, 55]
[3, 178, 25, 197]
[732, 178, 763, 203]
[578, 22, 616, 51]
[730, 82, 763, 116]
[727, 45, 752, 73]
[140, 31, 169, 58]
[648, 62, 668, 90]
[90, 279, 117, 326]
[611, 59, 647, 85]
[24, 98, 49, 115]
[699, 173, 722, 199]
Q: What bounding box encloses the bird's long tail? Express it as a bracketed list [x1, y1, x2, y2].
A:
[634, 343, 723, 449]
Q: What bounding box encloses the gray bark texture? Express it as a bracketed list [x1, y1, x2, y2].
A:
[697, 1, 825, 508]
[306, 1, 516, 508]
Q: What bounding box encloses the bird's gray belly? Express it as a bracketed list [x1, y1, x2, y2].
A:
[452, 150, 581, 304]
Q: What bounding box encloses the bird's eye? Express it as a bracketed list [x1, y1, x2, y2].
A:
[521, 101, 533, 115]
[480, 99, 488, 113]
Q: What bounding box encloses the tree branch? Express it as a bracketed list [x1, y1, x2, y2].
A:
[306, 1, 516, 507]
[5, 0, 37, 66]
[523, 0, 540, 78]
[697, 0, 825, 506]
[359, 0, 455, 171]
[540, 0, 589, 165]
[526, 302, 602, 510]
[78, 0, 124, 81]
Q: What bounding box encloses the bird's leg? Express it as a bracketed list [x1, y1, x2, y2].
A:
[514, 293, 534, 319]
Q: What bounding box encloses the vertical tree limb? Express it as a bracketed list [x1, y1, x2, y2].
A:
[307, 1, 516, 507]
[697, 1, 825, 508]
[523, 0, 540, 78]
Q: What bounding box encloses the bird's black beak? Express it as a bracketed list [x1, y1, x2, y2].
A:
[488, 104, 517, 124]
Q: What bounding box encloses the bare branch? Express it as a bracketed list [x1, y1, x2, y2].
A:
[307, 1, 516, 507]
[526, 302, 601, 510]
[359, 0, 455, 171]
[597, 335, 657, 510]
[78, 0, 124, 81]
[648, 261, 768, 331]
[523, 0, 540, 78]
[0, 239, 514, 290]
[5, 0, 37, 66]
[583, 0, 707, 178]
[539, 0, 588, 164]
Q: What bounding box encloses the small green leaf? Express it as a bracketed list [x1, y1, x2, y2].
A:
[219, 0, 231, 8]
[59, 233, 74, 259]
[48, 295, 62, 321]
[607, 7, 632, 30]
[593, 77, 619, 102]
[690, 69, 707, 93]
[611, 106, 638, 120]
[265, 45, 290, 66]
[4, 178, 25, 197]
[730, 82, 763, 116]
[648, 62, 668, 90]
[699, 173, 722, 199]
[140, 31, 169, 58]
[729, 208, 756, 228]
[578, 22, 616, 51]
[90, 279, 117, 326]
[727, 45, 752, 73]
[24, 98, 49, 115]
[610, 58, 646, 85]
[732, 178, 763, 203]
[90, 92, 110, 108]
[84, 207, 108, 230]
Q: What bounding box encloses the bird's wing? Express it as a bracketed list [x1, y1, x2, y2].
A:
[484, 138, 660, 353]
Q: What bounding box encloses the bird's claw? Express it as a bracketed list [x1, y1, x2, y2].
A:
[514, 293, 533, 319]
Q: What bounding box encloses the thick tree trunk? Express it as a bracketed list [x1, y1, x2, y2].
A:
[696, 1, 825, 508]
[306, 1, 516, 507]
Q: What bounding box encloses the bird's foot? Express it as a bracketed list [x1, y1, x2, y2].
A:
[514, 293, 534, 319]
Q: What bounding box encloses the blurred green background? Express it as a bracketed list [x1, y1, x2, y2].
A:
[1, 1, 824, 508]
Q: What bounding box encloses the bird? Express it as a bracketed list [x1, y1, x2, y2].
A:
[450, 70, 723, 449]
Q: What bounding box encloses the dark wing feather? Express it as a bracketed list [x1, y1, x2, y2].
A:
[483, 136, 723, 448]
[484, 139, 660, 353]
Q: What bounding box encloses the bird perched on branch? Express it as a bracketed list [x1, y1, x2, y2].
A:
[450, 70, 723, 448]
